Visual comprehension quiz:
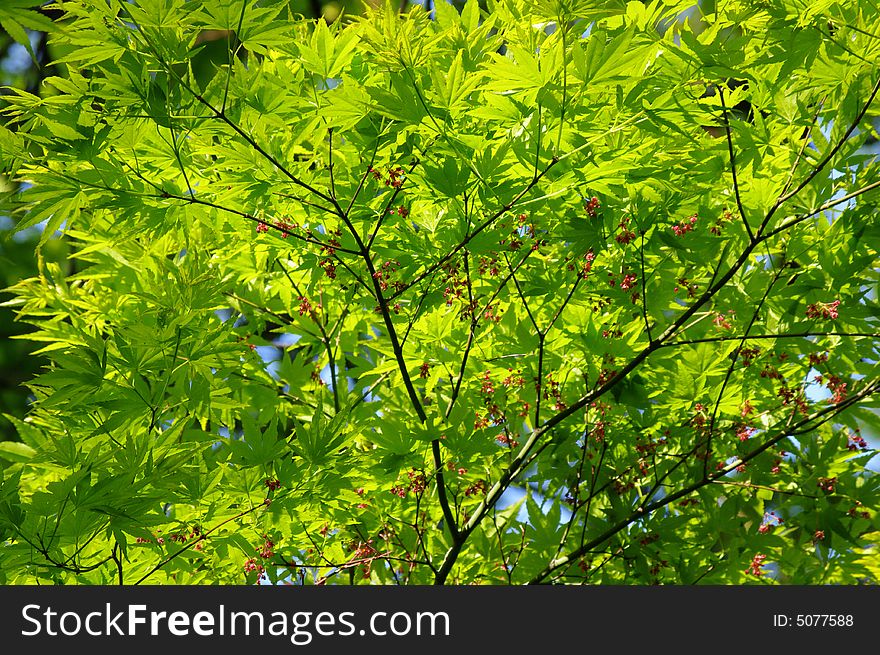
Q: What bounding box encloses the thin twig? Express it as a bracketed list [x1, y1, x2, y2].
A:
[719, 86, 755, 242]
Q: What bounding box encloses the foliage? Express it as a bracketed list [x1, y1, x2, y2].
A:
[0, 224, 57, 440]
[0, 0, 879, 585]
[0, 3, 63, 440]
[0, 1, 56, 65]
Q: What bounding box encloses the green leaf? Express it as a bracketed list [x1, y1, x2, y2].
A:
[0, 17, 35, 61]
[0, 441, 36, 463]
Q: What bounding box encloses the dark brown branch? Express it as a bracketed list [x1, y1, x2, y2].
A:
[719, 86, 756, 242]
[325, 189, 461, 542]
[771, 75, 880, 211]
[658, 331, 879, 349]
[111, 541, 124, 585]
[763, 178, 880, 240]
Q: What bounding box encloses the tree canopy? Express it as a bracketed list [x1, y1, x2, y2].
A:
[0, 0, 878, 585]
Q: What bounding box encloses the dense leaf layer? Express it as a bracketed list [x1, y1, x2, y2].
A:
[0, 0, 878, 585]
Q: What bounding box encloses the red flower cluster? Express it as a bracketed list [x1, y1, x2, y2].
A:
[464, 479, 487, 497]
[709, 210, 733, 235]
[370, 165, 405, 188]
[739, 347, 760, 366]
[350, 539, 377, 560]
[482, 303, 502, 323]
[319, 227, 342, 279]
[635, 433, 666, 456]
[615, 217, 637, 245]
[673, 277, 699, 298]
[777, 386, 809, 414]
[757, 511, 783, 534]
[672, 214, 698, 236]
[806, 299, 840, 320]
[847, 502, 870, 519]
[760, 363, 782, 380]
[386, 167, 405, 188]
[480, 370, 495, 395]
[259, 536, 274, 559]
[243, 535, 275, 577]
[580, 249, 595, 278]
[542, 371, 566, 411]
[745, 553, 767, 577]
[691, 403, 708, 430]
[243, 558, 264, 575]
[372, 259, 405, 293]
[494, 431, 519, 448]
[826, 375, 848, 404]
[255, 218, 298, 237]
[619, 273, 637, 291]
[137, 526, 202, 545]
[441, 261, 468, 308]
[713, 311, 734, 330]
[847, 431, 868, 451]
[478, 255, 500, 277]
[474, 369, 506, 429]
[276, 219, 297, 238]
[389, 469, 428, 498]
[584, 196, 600, 218]
[817, 476, 837, 494]
[501, 368, 525, 389]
